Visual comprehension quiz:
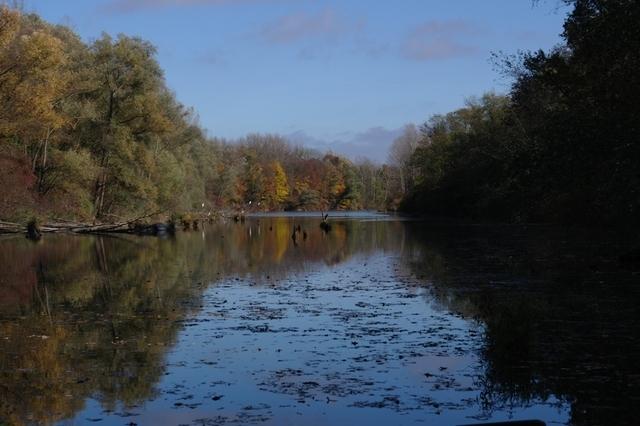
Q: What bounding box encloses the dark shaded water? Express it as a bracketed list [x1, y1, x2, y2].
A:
[0, 215, 638, 425]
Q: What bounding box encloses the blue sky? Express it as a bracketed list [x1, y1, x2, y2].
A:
[25, 0, 569, 162]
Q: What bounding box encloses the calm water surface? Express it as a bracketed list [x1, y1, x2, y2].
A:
[0, 215, 638, 425]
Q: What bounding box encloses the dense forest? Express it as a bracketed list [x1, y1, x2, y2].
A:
[1, 0, 638, 225]
[0, 5, 403, 222]
[399, 0, 640, 225]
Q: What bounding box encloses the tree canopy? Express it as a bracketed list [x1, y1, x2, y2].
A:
[0, 6, 400, 221]
[403, 0, 640, 225]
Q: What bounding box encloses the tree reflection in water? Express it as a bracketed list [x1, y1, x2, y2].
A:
[0, 219, 637, 425]
[0, 218, 399, 425]
[402, 223, 640, 426]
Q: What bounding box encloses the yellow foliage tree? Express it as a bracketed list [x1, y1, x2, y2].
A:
[272, 161, 289, 205]
[0, 8, 71, 195]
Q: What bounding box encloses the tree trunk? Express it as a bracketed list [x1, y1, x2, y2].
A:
[94, 152, 109, 220]
[94, 171, 108, 220]
[37, 127, 52, 193]
[31, 139, 43, 173]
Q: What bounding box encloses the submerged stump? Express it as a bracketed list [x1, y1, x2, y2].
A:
[26, 219, 42, 241]
[320, 213, 331, 233]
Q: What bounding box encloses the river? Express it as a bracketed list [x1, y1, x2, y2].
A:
[0, 214, 638, 425]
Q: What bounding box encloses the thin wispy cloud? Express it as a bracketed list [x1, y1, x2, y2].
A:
[260, 9, 364, 45]
[103, 0, 275, 14]
[197, 49, 227, 66]
[349, 35, 390, 59]
[402, 20, 484, 61]
[411, 20, 483, 37]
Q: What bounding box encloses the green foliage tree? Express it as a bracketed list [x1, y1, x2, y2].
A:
[506, 0, 640, 222]
[403, 0, 640, 225]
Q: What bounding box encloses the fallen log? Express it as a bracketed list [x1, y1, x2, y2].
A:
[0, 211, 169, 237]
[0, 221, 22, 234]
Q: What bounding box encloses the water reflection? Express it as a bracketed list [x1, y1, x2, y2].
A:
[0, 218, 637, 425]
[0, 235, 198, 424]
[402, 224, 640, 426]
[0, 218, 404, 425]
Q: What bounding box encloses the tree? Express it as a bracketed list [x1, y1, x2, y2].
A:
[0, 9, 70, 193]
[272, 161, 289, 206]
[0, 6, 384, 221]
[85, 34, 172, 218]
[241, 152, 265, 207]
[388, 124, 419, 195]
[404, 94, 525, 220]
[505, 0, 640, 222]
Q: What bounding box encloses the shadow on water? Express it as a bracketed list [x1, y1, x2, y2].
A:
[0, 217, 637, 425]
[402, 223, 640, 426]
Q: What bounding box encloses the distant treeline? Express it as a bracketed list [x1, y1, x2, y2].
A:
[398, 0, 640, 225]
[0, 6, 403, 221]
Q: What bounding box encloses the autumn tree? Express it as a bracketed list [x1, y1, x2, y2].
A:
[264, 161, 289, 209]
[240, 151, 265, 207]
[0, 8, 70, 192]
[0, 7, 385, 221]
